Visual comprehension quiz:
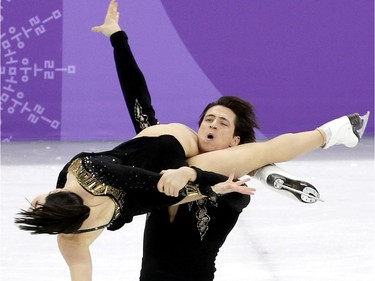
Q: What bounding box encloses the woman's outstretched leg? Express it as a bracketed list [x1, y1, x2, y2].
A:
[188, 112, 370, 178]
[188, 129, 323, 177]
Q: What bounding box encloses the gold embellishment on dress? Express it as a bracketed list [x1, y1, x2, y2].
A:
[184, 182, 201, 196]
[68, 158, 123, 221]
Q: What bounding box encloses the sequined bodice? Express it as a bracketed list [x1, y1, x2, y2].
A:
[68, 158, 122, 223]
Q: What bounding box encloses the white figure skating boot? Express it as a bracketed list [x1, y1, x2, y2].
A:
[318, 111, 370, 149]
[251, 112, 370, 203]
[252, 164, 322, 203]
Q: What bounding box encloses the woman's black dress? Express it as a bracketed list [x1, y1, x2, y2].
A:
[55, 135, 227, 231]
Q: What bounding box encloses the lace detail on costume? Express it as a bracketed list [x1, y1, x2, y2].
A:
[195, 199, 210, 240]
[68, 158, 122, 222]
[188, 198, 218, 241]
[134, 99, 151, 130]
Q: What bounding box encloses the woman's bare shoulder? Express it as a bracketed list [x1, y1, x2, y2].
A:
[135, 123, 199, 157]
[135, 123, 193, 135]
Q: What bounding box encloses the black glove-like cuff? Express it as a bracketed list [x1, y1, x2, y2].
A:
[190, 166, 228, 185]
[189, 166, 230, 197]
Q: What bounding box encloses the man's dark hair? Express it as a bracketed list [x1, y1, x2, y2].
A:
[15, 191, 90, 235]
[199, 96, 260, 144]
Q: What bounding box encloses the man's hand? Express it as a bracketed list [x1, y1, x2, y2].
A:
[91, 0, 121, 37]
[157, 167, 197, 197]
[212, 173, 256, 195]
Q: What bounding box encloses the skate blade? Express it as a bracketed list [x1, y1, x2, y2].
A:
[254, 165, 323, 203]
[275, 181, 325, 203]
[358, 111, 370, 139]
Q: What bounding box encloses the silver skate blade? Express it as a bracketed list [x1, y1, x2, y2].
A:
[358, 111, 370, 139]
[276, 182, 325, 203]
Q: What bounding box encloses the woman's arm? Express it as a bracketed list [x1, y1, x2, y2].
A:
[57, 230, 104, 281]
[158, 166, 255, 197]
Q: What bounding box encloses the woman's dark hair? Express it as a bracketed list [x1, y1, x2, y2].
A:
[15, 191, 90, 235]
[198, 96, 260, 144]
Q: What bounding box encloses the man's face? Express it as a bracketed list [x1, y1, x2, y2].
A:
[197, 105, 240, 153]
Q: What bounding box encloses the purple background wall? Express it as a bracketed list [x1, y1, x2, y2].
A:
[1, 0, 373, 142]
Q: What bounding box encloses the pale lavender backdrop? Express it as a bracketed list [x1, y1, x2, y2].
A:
[1, 0, 373, 141]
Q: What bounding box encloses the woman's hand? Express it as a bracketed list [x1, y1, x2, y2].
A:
[157, 167, 197, 197]
[91, 0, 121, 37]
[212, 173, 256, 195]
